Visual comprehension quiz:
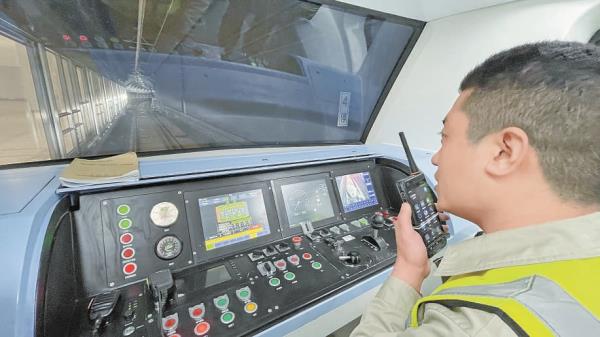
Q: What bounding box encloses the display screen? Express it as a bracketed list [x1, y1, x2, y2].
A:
[408, 180, 436, 222]
[199, 189, 271, 251]
[335, 172, 379, 212]
[280, 179, 335, 228]
[205, 265, 232, 288]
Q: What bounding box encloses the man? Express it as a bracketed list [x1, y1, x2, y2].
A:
[351, 41, 600, 337]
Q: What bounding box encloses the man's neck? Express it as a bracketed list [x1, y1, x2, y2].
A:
[480, 199, 600, 233]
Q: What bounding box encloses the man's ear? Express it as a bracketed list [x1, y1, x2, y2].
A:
[484, 127, 530, 177]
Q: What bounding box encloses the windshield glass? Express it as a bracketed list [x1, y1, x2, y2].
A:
[0, 0, 420, 166]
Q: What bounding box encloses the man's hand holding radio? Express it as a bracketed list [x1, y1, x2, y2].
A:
[391, 203, 449, 292]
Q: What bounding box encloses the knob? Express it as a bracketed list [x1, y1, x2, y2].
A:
[123, 307, 135, 321]
[324, 237, 336, 246]
[264, 246, 276, 256]
[291, 236, 302, 248]
[371, 213, 385, 229]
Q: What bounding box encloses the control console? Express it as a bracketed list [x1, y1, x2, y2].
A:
[40, 159, 442, 336]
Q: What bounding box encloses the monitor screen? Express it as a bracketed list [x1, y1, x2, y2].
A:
[280, 179, 335, 228]
[204, 265, 232, 288]
[198, 189, 271, 251]
[335, 172, 379, 213]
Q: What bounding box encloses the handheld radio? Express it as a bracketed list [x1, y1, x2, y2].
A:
[396, 132, 448, 257]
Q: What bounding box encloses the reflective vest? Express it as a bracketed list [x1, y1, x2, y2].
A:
[409, 257, 600, 336]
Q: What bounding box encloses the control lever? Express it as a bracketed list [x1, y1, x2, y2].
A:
[88, 291, 120, 336]
[361, 213, 389, 251]
[300, 221, 321, 242]
[338, 251, 361, 265]
[149, 270, 174, 336]
[371, 213, 385, 238]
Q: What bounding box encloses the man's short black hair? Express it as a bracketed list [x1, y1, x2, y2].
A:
[460, 41, 600, 91]
[458, 41, 600, 205]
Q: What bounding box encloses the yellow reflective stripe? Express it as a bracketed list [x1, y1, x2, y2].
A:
[410, 294, 554, 336]
[435, 276, 600, 336]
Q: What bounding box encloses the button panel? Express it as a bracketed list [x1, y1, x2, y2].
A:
[269, 277, 281, 287]
[123, 262, 137, 275]
[118, 218, 132, 230]
[236, 286, 252, 302]
[284, 272, 296, 281]
[189, 303, 206, 321]
[194, 321, 210, 336]
[220, 311, 235, 325]
[287, 254, 300, 266]
[117, 204, 131, 216]
[121, 247, 135, 260]
[273, 259, 287, 271]
[213, 294, 230, 310]
[119, 233, 133, 245]
[162, 313, 179, 332]
[244, 302, 258, 314]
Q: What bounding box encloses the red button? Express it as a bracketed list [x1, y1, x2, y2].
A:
[194, 321, 211, 335]
[292, 236, 302, 243]
[121, 247, 135, 260]
[120, 233, 133, 245]
[192, 308, 203, 318]
[165, 318, 177, 329]
[171, 334, 182, 337]
[302, 252, 312, 260]
[123, 262, 137, 275]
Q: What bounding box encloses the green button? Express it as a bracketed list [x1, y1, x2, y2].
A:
[269, 277, 281, 287]
[220, 311, 235, 324]
[312, 262, 322, 270]
[284, 272, 296, 281]
[359, 218, 369, 226]
[239, 290, 250, 299]
[118, 218, 132, 230]
[216, 298, 228, 309]
[117, 204, 130, 216]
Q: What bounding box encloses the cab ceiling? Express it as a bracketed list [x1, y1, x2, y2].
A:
[338, 0, 520, 21]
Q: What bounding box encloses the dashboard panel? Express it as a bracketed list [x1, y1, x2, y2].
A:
[40, 158, 418, 337]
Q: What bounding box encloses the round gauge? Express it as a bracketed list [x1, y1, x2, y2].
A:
[155, 235, 183, 260]
[150, 202, 179, 227]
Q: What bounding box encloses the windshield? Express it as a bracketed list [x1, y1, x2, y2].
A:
[0, 0, 421, 166]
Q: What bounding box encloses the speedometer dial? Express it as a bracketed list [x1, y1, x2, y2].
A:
[155, 235, 183, 260]
[150, 202, 179, 227]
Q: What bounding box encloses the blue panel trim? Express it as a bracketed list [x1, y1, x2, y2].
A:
[0, 178, 62, 337]
[0, 166, 59, 215]
[56, 146, 376, 194]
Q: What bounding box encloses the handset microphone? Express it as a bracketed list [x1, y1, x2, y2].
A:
[396, 132, 447, 257]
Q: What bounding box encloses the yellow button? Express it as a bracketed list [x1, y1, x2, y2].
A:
[244, 302, 258, 314]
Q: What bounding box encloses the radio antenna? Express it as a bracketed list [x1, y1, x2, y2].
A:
[398, 132, 420, 175]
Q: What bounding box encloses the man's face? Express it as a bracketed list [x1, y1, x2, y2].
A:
[431, 90, 486, 220]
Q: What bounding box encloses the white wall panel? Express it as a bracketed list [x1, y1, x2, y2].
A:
[366, 0, 600, 151]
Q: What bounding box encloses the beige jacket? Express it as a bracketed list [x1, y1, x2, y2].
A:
[350, 212, 600, 337]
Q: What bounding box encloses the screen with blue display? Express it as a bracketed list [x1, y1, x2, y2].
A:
[335, 172, 378, 213]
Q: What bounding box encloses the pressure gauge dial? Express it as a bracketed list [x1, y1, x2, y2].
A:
[155, 235, 182, 260]
[150, 202, 179, 227]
